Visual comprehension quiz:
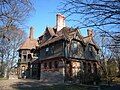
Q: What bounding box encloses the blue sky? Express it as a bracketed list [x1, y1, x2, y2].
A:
[25, 0, 87, 39]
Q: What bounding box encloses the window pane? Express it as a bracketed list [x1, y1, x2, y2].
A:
[44, 63, 47, 69]
[23, 55, 26, 60]
[49, 62, 52, 69]
[54, 61, 59, 68]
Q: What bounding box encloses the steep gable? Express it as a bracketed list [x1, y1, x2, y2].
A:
[19, 27, 38, 50]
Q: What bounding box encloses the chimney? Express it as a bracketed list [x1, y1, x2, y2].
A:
[56, 14, 65, 31]
[87, 28, 94, 37]
[29, 27, 34, 39]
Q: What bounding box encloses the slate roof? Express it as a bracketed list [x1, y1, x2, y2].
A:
[38, 26, 99, 50]
[38, 27, 81, 48]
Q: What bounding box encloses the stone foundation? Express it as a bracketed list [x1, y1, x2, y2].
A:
[40, 70, 64, 83]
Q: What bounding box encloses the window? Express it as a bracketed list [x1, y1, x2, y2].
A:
[46, 47, 49, 52]
[89, 46, 93, 56]
[88, 63, 91, 73]
[28, 54, 31, 59]
[49, 62, 52, 69]
[83, 62, 86, 72]
[71, 42, 78, 54]
[44, 63, 47, 69]
[73, 43, 78, 48]
[23, 55, 26, 60]
[50, 46, 54, 54]
[54, 61, 59, 68]
[93, 63, 97, 74]
[46, 47, 50, 56]
[19, 54, 21, 58]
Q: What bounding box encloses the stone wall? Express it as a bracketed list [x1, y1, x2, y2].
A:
[72, 61, 81, 76]
[40, 59, 65, 83]
[40, 70, 64, 83]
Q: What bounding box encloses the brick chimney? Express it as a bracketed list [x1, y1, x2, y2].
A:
[56, 14, 65, 31]
[29, 27, 34, 39]
[87, 28, 94, 37]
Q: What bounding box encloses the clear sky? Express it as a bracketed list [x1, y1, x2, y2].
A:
[25, 0, 87, 39]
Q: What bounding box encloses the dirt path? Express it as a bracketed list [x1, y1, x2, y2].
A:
[0, 79, 21, 90]
[0, 79, 54, 90]
[0, 78, 120, 90]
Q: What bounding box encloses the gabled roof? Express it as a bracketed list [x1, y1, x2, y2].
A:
[19, 38, 38, 50]
[83, 36, 99, 50]
[19, 27, 38, 50]
[38, 27, 84, 48]
[37, 26, 99, 51]
[47, 27, 56, 37]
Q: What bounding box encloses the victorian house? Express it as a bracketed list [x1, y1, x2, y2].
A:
[18, 14, 100, 83]
[31, 14, 100, 83]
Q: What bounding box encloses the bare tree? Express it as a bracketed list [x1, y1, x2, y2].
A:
[59, 0, 120, 29]
[0, 0, 33, 77]
[0, 0, 33, 27]
[0, 26, 26, 77]
[59, 0, 120, 42]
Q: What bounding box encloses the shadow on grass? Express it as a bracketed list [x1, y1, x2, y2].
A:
[10, 79, 120, 90]
[10, 80, 98, 90]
